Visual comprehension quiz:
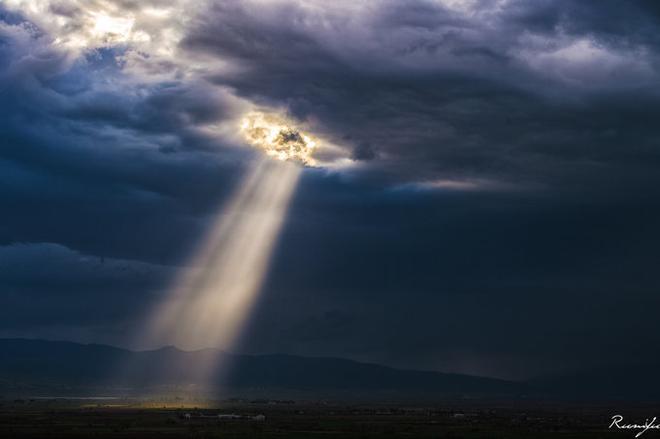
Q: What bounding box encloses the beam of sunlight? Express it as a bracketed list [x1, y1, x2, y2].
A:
[128, 158, 300, 391]
[123, 110, 320, 393]
[145, 159, 300, 351]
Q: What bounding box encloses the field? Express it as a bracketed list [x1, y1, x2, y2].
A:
[0, 397, 652, 438]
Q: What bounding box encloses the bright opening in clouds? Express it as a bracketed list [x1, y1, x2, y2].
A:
[241, 112, 317, 166]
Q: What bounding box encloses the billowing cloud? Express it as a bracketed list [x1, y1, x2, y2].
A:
[179, 0, 660, 188]
[5, 0, 660, 188]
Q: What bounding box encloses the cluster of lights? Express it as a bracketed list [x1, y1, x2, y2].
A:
[240, 112, 317, 166]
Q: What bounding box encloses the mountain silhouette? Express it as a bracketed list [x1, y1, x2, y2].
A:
[5, 339, 658, 401]
[0, 338, 523, 400]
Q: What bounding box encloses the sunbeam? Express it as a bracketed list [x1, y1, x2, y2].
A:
[128, 110, 317, 391]
[143, 159, 300, 355]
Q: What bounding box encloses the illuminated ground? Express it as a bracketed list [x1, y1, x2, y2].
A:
[0, 398, 646, 438]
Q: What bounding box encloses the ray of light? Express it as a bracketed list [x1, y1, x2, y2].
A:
[127, 110, 315, 392]
[137, 158, 300, 385]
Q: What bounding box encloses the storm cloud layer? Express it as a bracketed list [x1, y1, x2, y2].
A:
[2, 0, 660, 379]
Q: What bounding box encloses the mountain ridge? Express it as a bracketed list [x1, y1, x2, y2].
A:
[0, 338, 522, 399]
[4, 338, 660, 402]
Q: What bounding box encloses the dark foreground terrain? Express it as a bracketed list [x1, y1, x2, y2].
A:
[0, 398, 654, 438]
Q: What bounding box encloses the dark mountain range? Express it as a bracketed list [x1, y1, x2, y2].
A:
[2, 339, 658, 402]
[0, 338, 522, 400]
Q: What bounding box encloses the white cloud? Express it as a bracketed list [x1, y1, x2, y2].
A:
[517, 36, 655, 88]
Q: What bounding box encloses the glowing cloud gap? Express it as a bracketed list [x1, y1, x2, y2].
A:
[241, 111, 317, 166]
[142, 159, 300, 356]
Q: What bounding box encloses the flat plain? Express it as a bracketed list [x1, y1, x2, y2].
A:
[0, 398, 651, 438]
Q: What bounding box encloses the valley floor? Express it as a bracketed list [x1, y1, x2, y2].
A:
[0, 398, 653, 438]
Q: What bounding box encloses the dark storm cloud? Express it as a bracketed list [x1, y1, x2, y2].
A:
[183, 0, 660, 190]
[351, 142, 376, 161]
[507, 0, 660, 46]
[2, 1, 660, 379]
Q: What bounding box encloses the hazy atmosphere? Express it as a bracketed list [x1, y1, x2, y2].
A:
[2, 0, 660, 383]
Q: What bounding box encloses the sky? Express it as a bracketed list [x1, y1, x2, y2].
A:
[1, 0, 660, 380]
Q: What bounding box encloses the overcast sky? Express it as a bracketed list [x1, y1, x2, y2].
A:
[2, 0, 660, 380]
